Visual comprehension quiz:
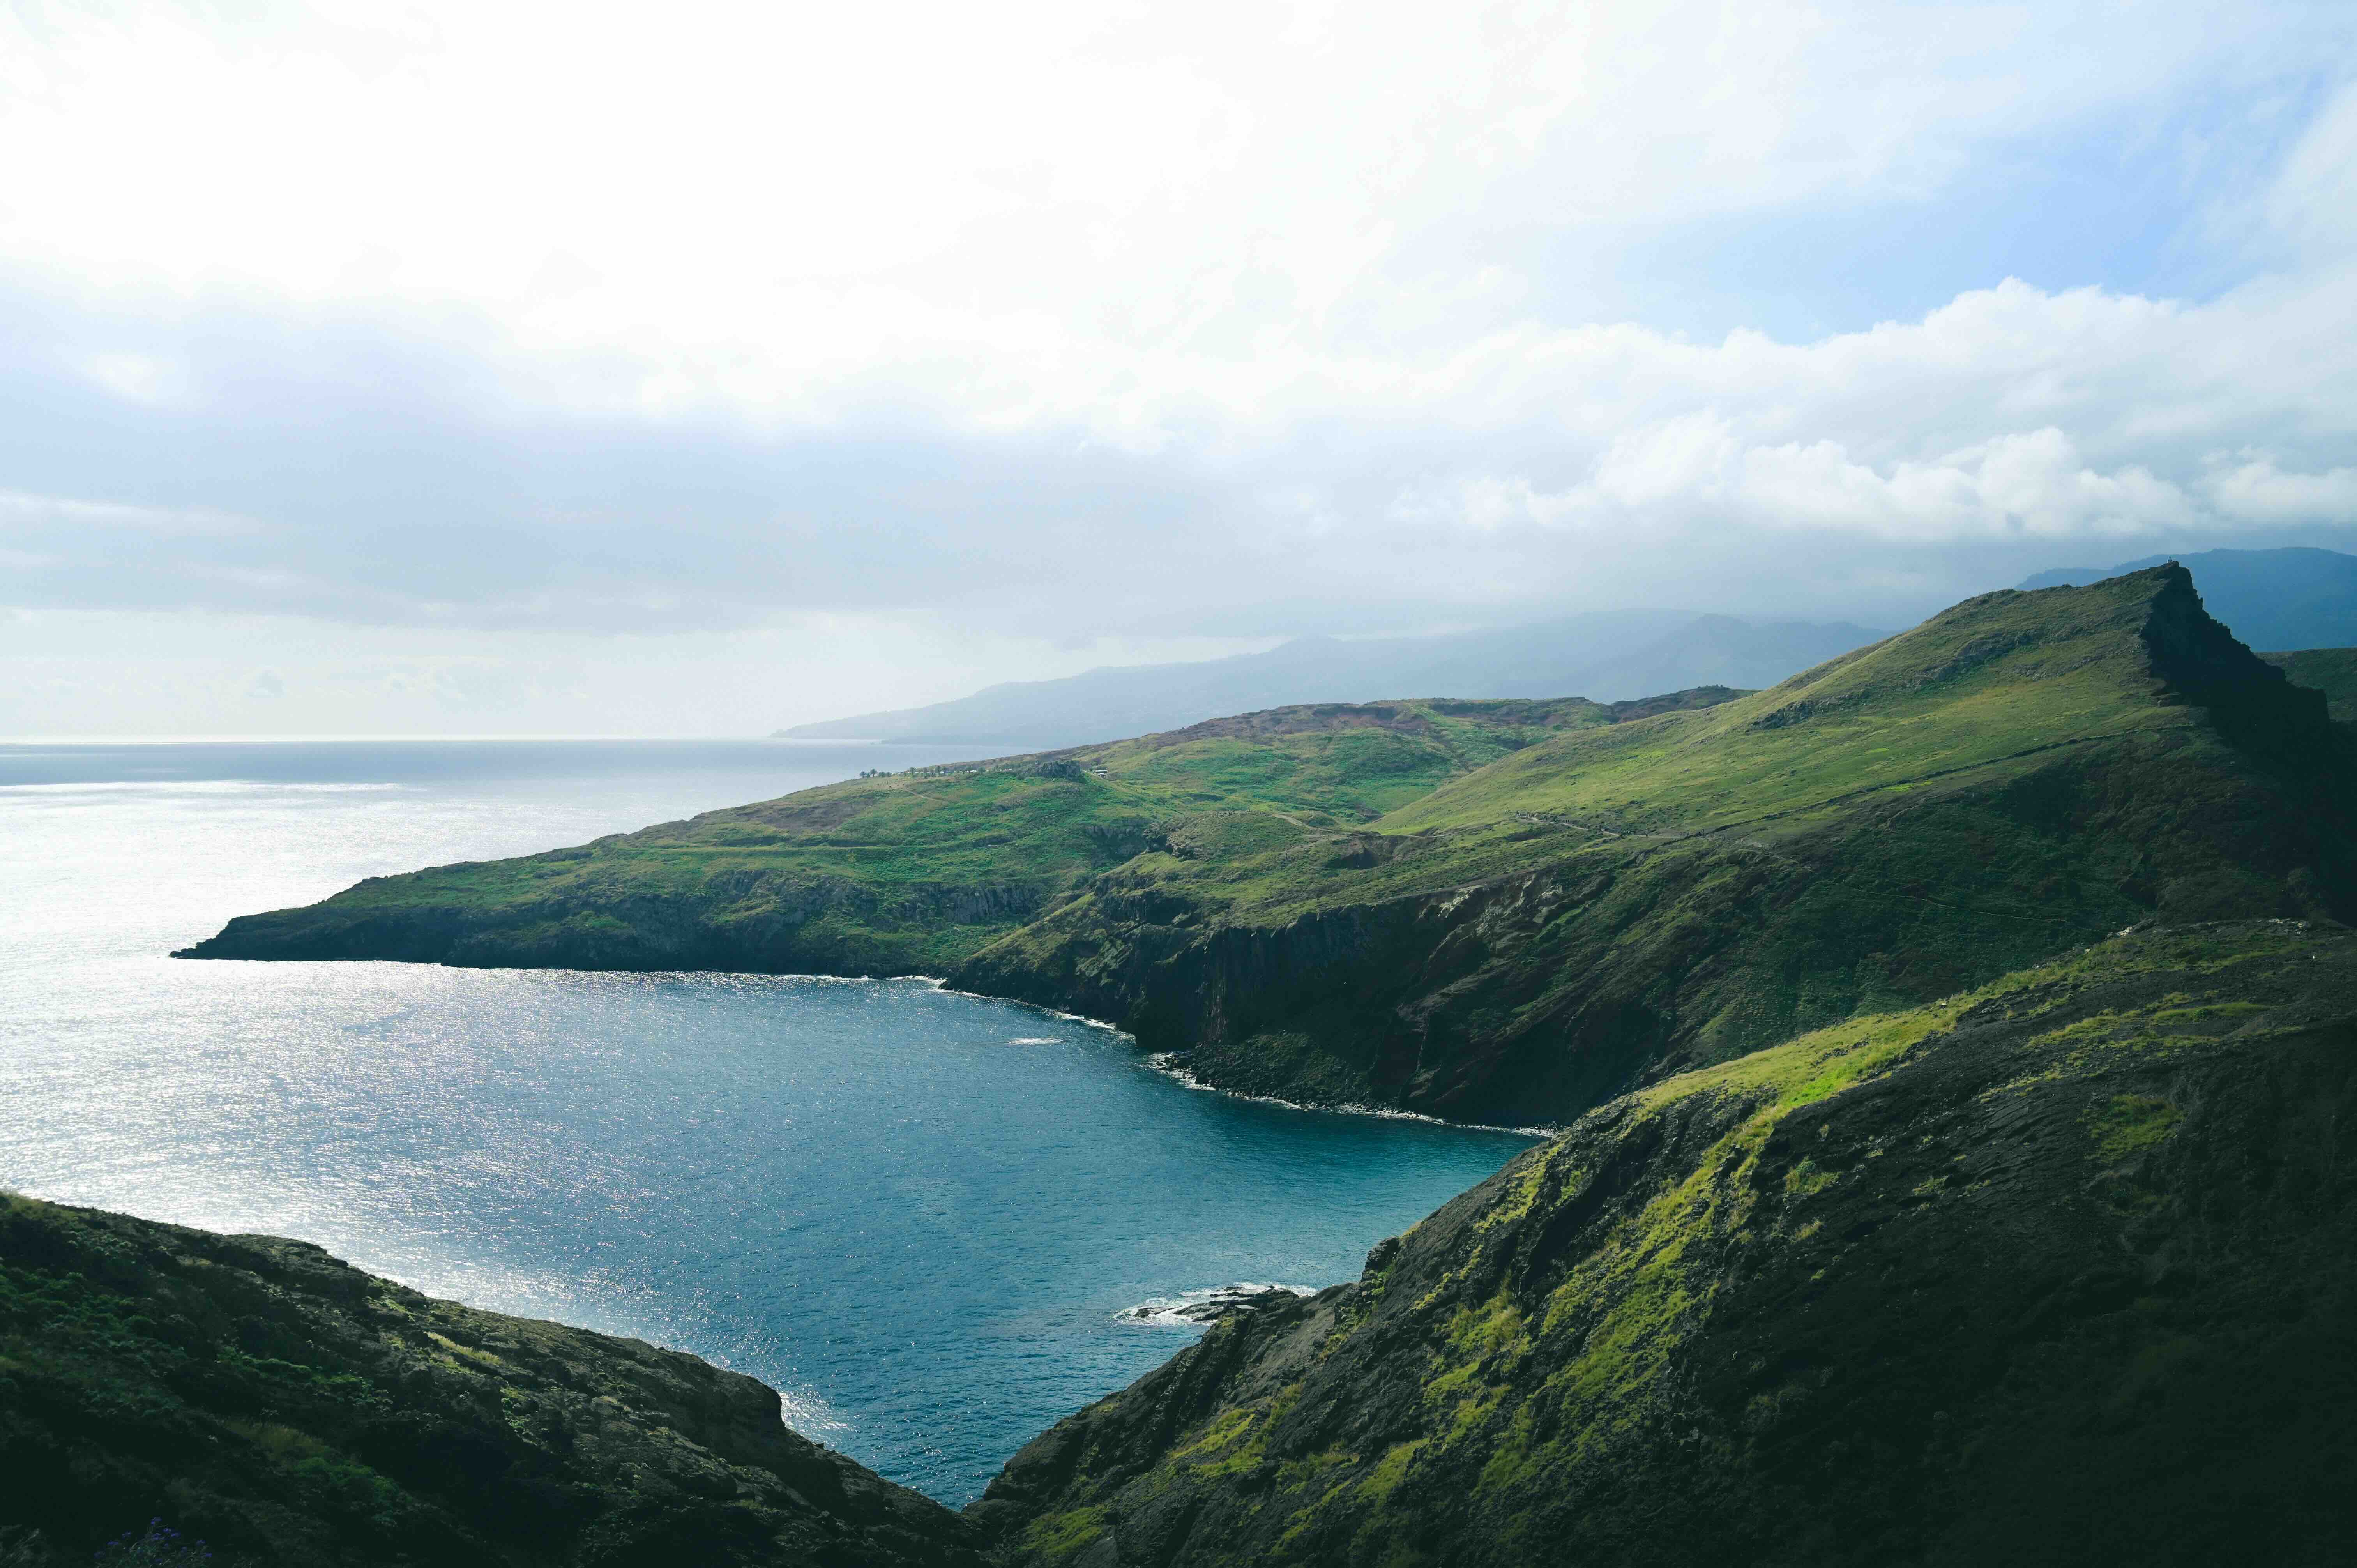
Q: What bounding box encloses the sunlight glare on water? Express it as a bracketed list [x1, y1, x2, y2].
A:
[0, 740, 1534, 1503]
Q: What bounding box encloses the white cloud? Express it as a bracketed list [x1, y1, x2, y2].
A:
[81, 352, 178, 403]
[0, 0, 2338, 433]
[0, 2, 2353, 733]
[0, 489, 260, 536]
[2205, 456, 2357, 522]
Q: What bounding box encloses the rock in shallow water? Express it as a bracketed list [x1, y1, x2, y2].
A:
[1118, 1283, 1312, 1324]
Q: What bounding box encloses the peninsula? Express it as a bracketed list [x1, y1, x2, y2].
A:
[182, 567, 2354, 1127]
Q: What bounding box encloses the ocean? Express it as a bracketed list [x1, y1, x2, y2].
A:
[0, 739, 1534, 1504]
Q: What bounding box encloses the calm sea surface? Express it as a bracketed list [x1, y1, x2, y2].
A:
[0, 740, 1532, 1504]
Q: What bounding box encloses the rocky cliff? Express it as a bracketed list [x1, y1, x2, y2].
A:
[0, 1196, 984, 1567]
[969, 921, 2357, 1566]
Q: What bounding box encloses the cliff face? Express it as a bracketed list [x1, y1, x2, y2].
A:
[970, 921, 2357, 1567]
[178, 569, 2355, 1128]
[0, 1197, 983, 1567]
[952, 568, 2354, 1122]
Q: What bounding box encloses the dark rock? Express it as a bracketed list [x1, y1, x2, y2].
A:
[0, 1196, 984, 1567]
[1117, 1285, 1309, 1325]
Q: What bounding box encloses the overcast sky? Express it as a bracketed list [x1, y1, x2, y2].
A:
[5, 0, 2355, 735]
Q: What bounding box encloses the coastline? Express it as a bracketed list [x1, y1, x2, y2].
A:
[917, 974, 1555, 1135]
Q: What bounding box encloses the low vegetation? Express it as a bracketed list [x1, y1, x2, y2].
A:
[178, 695, 1693, 980]
[970, 921, 2357, 1566]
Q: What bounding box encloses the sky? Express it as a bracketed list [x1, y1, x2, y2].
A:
[3, 0, 2355, 736]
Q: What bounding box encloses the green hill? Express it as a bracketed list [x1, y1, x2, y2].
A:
[181, 566, 2355, 1126]
[970, 920, 2357, 1567]
[0, 1195, 982, 1567]
[172, 692, 1726, 979]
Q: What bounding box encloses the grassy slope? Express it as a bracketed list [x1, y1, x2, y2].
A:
[973, 920, 2357, 1568]
[0, 1197, 982, 1568]
[173, 695, 1711, 976]
[183, 567, 2355, 1127]
[2264, 647, 2357, 721]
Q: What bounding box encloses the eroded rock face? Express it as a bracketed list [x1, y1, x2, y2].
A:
[970, 923, 2357, 1568]
[0, 1197, 985, 1568]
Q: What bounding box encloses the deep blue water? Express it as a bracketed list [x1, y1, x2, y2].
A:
[0, 740, 1533, 1504]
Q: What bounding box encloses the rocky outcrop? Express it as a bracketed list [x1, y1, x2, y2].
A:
[969, 922, 2357, 1567]
[1115, 1285, 1311, 1326]
[0, 1196, 984, 1567]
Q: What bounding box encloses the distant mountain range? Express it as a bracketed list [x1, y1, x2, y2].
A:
[779, 545, 2357, 750]
[2020, 546, 2357, 649]
[780, 611, 1888, 749]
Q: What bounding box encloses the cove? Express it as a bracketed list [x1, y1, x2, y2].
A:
[0, 740, 1534, 1503]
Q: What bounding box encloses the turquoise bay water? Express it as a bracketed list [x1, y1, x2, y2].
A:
[0, 740, 1533, 1503]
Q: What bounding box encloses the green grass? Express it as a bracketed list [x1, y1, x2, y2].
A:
[186, 697, 1648, 975]
[2087, 1093, 2184, 1163]
[1019, 1506, 1111, 1561]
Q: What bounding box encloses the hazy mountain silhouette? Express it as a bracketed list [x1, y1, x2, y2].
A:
[780, 611, 1885, 748]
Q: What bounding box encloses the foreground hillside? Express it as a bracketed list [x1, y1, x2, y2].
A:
[0, 1197, 983, 1566]
[972, 921, 2357, 1567]
[184, 567, 2354, 1126]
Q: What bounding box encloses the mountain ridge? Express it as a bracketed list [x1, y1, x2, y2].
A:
[178, 566, 2357, 1129]
[2018, 545, 2357, 650]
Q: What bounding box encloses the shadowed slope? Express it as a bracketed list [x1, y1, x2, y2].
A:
[0, 1196, 983, 1567]
[2265, 647, 2357, 722]
[972, 922, 2357, 1568]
